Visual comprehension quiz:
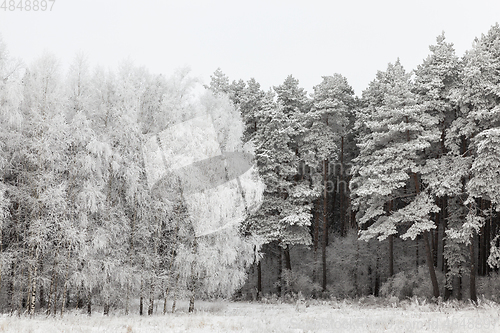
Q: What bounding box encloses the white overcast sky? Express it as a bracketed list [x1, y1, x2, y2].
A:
[0, 0, 499, 96]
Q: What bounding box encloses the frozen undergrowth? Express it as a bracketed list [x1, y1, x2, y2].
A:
[0, 299, 499, 333]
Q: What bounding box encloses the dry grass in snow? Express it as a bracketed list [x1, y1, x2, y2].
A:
[0, 298, 499, 332]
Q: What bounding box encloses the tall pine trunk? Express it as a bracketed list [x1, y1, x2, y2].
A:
[339, 137, 346, 236]
[374, 248, 380, 296]
[257, 260, 262, 300]
[423, 230, 440, 298]
[433, 210, 439, 267]
[388, 235, 394, 277]
[312, 208, 319, 284]
[322, 160, 328, 292]
[277, 246, 283, 297]
[470, 235, 477, 303]
[416, 236, 419, 269]
[284, 246, 291, 271]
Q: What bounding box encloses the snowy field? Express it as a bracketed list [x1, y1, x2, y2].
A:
[0, 299, 499, 333]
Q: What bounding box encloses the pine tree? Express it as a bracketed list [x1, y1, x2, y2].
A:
[303, 74, 355, 290]
[444, 24, 500, 302]
[351, 59, 441, 297]
[239, 78, 266, 143]
[206, 68, 230, 95]
[413, 33, 463, 299]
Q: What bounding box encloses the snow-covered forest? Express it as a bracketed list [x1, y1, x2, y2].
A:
[1, 23, 500, 319]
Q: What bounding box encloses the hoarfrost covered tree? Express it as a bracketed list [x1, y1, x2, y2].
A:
[0, 40, 24, 313]
[1, 53, 75, 316]
[273, 76, 312, 284]
[65, 52, 92, 121]
[445, 24, 500, 302]
[467, 129, 500, 274]
[72, 62, 149, 316]
[413, 33, 463, 299]
[248, 87, 311, 297]
[351, 59, 441, 298]
[302, 74, 355, 290]
[236, 78, 266, 143]
[206, 67, 230, 96]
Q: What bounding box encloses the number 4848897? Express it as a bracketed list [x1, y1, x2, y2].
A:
[1, 0, 56, 11]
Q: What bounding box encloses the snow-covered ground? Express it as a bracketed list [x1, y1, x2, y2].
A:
[0, 299, 499, 332]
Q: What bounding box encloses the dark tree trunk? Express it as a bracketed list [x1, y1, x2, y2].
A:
[416, 236, 419, 269]
[148, 279, 154, 315]
[441, 196, 448, 272]
[388, 235, 394, 277]
[148, 297, 154, 315]
[340, 136, 345, 236]
[312, 208, 319, 283]
[39, 260, 45, 310]
[443, 264, 452, 301]
[322, 160, 328, 292]
[52, 273, 58, 316]
[103, 302, 110, 316]
[139, 274, 144, 315]
[368, 265, 373, 295]
[39, 284, 45, 310]
[8, 264, 14, 314]
[277, 246, 283, 297]
[257, 260, 262, 300]
[457, 276, 462, 300]
[374, 253, 380, 297]
[284, 246, 291, 271]
[423, 231, 440, 298]
[87, 291, 91, 316]
[433, 209, 439, 268]
[486, 207, 492, 275]
[470, 235, 477, 303]
[188, 294, 195, 313]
